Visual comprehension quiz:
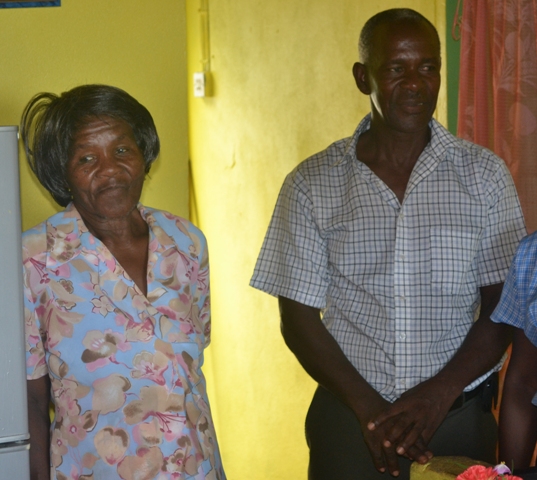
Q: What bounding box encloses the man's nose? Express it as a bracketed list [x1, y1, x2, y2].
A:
[402, 70, 424, 91]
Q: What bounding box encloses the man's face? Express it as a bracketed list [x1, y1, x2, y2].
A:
[356, 20, 441, 135]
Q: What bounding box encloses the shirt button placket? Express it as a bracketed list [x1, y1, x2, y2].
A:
[394, 207, 408, 394]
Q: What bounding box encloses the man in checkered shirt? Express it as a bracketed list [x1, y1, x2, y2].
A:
[250, 8, 526, 480]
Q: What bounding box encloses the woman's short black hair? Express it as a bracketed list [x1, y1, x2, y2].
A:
[21, 84, 160, 207]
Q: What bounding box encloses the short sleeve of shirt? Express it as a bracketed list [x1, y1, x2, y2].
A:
[250, 168, 329, 309]
[491, 232, 537, 347]
[476, 155, 527, 287]
[23, 224, 49, 380]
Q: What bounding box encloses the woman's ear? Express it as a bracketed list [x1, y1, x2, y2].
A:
[353, 62, 371, 95]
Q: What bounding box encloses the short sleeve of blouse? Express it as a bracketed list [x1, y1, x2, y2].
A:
[250, 169, 329, 309]
[22, 226, 49, 380]
[149, 209, 212, 348]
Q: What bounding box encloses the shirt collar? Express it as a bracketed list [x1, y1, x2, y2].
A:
[45, 203, 175, 268]
[335, 114, 459, 168]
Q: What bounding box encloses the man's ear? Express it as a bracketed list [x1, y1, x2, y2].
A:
[353, 62, 371, 95]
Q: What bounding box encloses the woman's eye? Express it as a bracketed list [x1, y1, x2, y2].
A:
[79, 155, 94, 164]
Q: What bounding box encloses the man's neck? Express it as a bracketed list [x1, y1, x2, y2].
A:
[355, 123, 432, 204]
[358, 120, 431, 167]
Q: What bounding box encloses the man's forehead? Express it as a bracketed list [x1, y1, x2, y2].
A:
[370, 19, 440, 54]
[373, 18, 434, 39]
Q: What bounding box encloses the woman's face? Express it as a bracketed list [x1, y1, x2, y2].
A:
[66, 116, 146, 223]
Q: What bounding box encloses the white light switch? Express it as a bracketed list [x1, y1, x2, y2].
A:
[193, 72, 206, 97]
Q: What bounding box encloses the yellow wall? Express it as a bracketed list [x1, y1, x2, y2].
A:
[187, 1, 446, 479]
[1, 1, 448, 478]
[0, 0, 189, 230]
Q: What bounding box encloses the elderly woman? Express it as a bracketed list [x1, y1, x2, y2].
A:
[491, 231, 537, 470]
[21, 84, 225, 480]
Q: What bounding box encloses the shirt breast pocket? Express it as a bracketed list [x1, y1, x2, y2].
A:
[431, 228, 480, 295]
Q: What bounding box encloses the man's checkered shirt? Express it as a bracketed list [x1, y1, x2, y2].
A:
[250, 115, 526, 402]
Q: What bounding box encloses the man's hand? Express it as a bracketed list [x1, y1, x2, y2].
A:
[355, 392, 432, 476]
[367, 377, 455, 458]
[278, 296, 431, 477]
[369, 283, 509, 459]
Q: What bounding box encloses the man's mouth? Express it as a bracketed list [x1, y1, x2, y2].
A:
[400, 101, 427, 112]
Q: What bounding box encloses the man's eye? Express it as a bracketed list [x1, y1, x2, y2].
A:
[116, 147, 128, 154]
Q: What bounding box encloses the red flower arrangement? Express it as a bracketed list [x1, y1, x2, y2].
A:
[456, 463, 522, 480]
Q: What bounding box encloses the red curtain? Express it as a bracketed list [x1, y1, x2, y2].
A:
[458, 0, 537, 233]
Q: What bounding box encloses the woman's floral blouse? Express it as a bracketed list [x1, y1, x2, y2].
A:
[23, 204, 225, 480]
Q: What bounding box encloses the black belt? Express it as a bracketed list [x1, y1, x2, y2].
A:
[449, 373, 499, 412]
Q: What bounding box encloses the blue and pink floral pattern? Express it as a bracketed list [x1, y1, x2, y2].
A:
[23, 204, 225, 480]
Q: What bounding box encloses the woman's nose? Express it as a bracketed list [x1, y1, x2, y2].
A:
[96, 152, 120, 176]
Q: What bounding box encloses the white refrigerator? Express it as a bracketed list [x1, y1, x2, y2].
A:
[0, 126, 30, 479]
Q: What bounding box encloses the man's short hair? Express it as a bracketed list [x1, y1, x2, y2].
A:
[359, 8, 440, 64]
